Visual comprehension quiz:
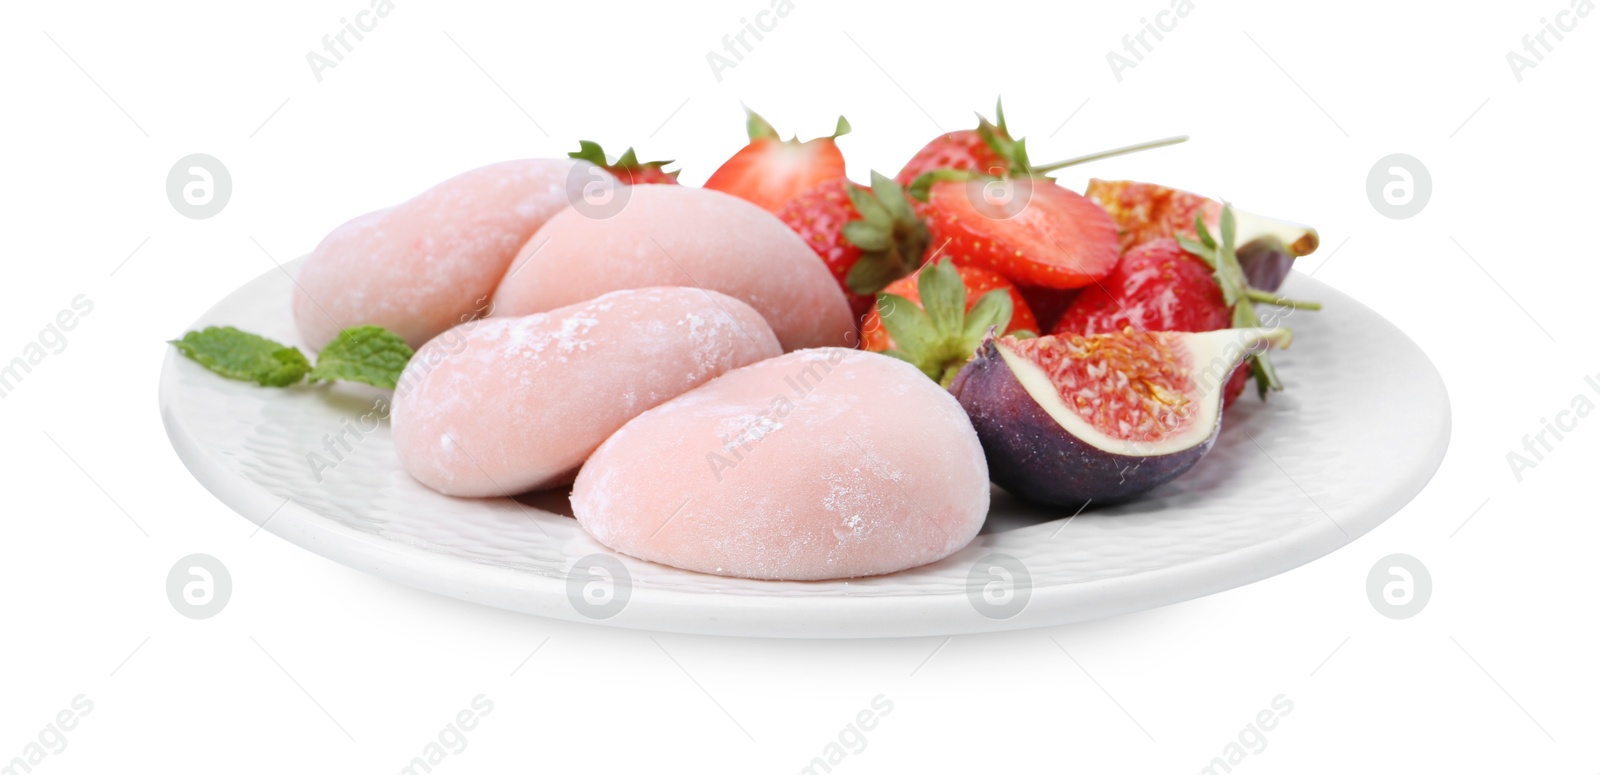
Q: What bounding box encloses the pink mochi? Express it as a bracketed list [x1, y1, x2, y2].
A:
[571, 348, 990, 581]
[391, 287, 780, 497]
[491, 185, 855, 352]
[294, 158, 608, 350]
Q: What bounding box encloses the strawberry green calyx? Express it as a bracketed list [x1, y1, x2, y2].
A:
[1177, 204, 1321, 399]
[908, 135, 1196, 198]
[905, 168, 994, 203]
[842, 171, 931, 295]
[875, 259, 1024, 387]
[975, 97, 1032, 175]
[567, 141, 679, 182]
[907, 136, 1191, 198]
[911, 96, 1187, 188]
[743, 105, 850, 142]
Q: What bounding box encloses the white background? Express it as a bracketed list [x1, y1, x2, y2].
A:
[2, 0, 1597, 772]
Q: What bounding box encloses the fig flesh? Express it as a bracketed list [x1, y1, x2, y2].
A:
[949, 327, 1291, 508]
[1084, 179, 1318, 292]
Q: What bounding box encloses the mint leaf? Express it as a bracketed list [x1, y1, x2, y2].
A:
[307, 326, 414, 389]
[169, 327, 310, 387]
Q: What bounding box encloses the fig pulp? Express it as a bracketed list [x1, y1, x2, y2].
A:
[1085, 179, 1318, 292]
[949, 327, 1291, 508]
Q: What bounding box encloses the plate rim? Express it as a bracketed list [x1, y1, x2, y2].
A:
[159, 261, 1452, 638]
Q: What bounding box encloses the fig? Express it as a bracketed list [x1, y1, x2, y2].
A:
[1231, 209, 1319, 292]
[1085, 179, 1318, 292]
[949, 327, 1291, 508]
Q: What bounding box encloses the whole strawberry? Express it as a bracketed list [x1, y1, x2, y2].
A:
[1052, 238, 1247, 405]
[1056, 207, 1322, 405]
[898, 99, 1188, 194]
[895, 101, 1028, 186]
[1053, 238, 1230, 335]
[863, 259, 1038, 385]
[897, 100, 1190, 291]
[1086, 179, 1318, 292]
[777, 173, 930, 323]
[1014, 285, 1080, 333]
[568, 141, 679, 185]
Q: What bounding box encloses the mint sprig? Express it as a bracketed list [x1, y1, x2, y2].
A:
[169, 327, 311, 387]
[307, 326, 414, 389]
[171, 325, 413, 389]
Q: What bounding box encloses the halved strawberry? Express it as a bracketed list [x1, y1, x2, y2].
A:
[776, 172, 930, 322]
[862, 259, 1038, 385]
[703, 108, 850, 212]
[568, 141, 680, 185]
[918, 177, 1120, 289]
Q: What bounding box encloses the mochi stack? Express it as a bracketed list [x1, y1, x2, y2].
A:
[291, 159, 989, 581]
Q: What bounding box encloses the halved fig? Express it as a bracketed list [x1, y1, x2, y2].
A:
[949, 327, 1291, 508]
[1085, 179, 1318, 292]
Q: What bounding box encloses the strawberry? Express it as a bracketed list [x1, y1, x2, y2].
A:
[1056, 235, 1274, 405]
[776, 172, 930, 322]
[567, 141, 679, 185]
[1058, 208, 1322, 403]
[898, 99, 1189, 190]
[1174, 206, 1322, 400]
[862, 258, 1038, 385]
[895, 101, 1195, 293]
[1053, 238, 1230, 336]
[1049, 237, 1254, 405]
[896, 130, 1007, 187]
[895, 101, 1030, 186]
[1015, 285, 1081, 334]
[703, 108, 850, 212]
[916, 177, 1120, 289]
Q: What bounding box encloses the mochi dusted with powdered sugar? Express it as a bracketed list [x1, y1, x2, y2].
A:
[294, 158, 608, 350]
[571, 348, 989, 580]
[391, 287, 779, 497]
[491, 185, 855, 352]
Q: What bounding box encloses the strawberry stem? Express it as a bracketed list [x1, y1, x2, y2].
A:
[1029, 135, 1189, 174]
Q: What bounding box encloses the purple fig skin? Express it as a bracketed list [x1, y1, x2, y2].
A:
[1237, 241, 1293, 292]
[948, 338, 1219, 509]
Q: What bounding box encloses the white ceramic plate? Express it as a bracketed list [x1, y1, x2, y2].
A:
[160, 260, 1450, 638]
